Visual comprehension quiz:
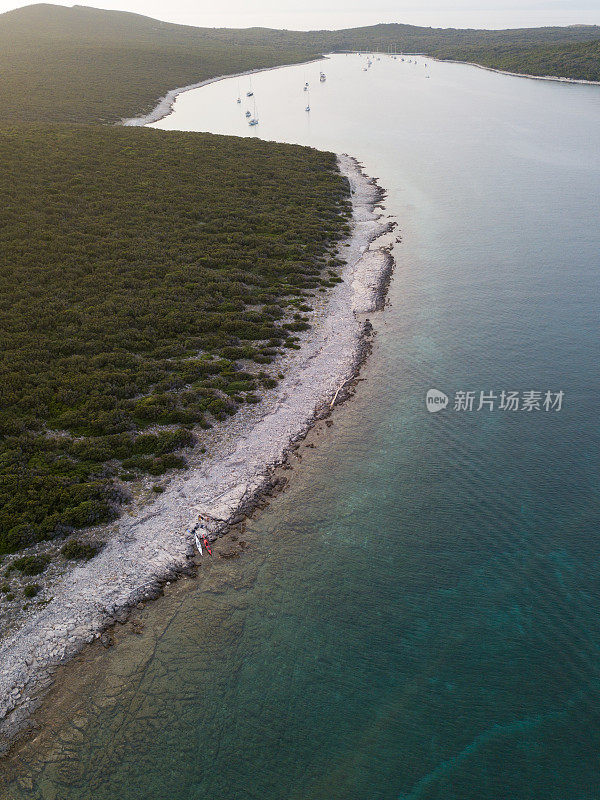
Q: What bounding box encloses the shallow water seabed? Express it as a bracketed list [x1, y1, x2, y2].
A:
[2, 53, 600, 799]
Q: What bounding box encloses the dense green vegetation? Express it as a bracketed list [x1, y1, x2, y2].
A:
[60, 539, 104, 561]
[0, 124, 351, 556]
[0, 5, 598, 126]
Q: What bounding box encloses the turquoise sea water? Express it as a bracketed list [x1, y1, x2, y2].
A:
[5, 55, 600, 798]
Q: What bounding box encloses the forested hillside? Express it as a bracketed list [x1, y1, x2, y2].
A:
[0, 4, 318, 124]
[0, 124, 350, 560]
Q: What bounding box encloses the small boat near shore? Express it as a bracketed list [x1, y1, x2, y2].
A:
[201, 530, 212, 556]
[192, 514, 214, 555]
[248, 98, 259, 125]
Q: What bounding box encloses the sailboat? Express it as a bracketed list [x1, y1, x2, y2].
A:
[305, 89, 310, 112]
[248, 97, 259, 126]
[319, 71, 326, 82]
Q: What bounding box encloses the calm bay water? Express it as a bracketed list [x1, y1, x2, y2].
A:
[4, 55, 600, 798]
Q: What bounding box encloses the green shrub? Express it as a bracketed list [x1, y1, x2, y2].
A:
[120, 472, 137, 481]
[284, 321, 311, 332]
[1, 524, 40, 555]
[61, 539, 104, 561]
[226, 381, 256, 395]
[9, 554, 50, 576]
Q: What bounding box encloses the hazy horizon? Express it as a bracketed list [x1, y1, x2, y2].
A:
[1, 0, 599, 31]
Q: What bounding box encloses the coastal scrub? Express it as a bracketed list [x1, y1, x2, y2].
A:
[0, 124, 351, 562]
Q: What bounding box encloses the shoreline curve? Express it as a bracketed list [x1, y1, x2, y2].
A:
[434, 55, 600, 86]
[120, 49, 600, 133]
[120, 57, 326, 127]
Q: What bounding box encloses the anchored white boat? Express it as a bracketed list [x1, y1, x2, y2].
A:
[248, 98, 259, 125]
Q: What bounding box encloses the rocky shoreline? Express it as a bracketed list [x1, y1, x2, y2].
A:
[432, 55, 600, 86]
[0, 154, 396, 757]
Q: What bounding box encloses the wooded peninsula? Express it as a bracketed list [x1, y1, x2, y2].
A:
[0, 123, 350, 581]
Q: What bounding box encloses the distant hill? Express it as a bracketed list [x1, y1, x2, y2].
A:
[0, 5, 599, 124]
[0, 4, 318, 124]
[211, 22, 600, 82]
[293, 21, 600, 54]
